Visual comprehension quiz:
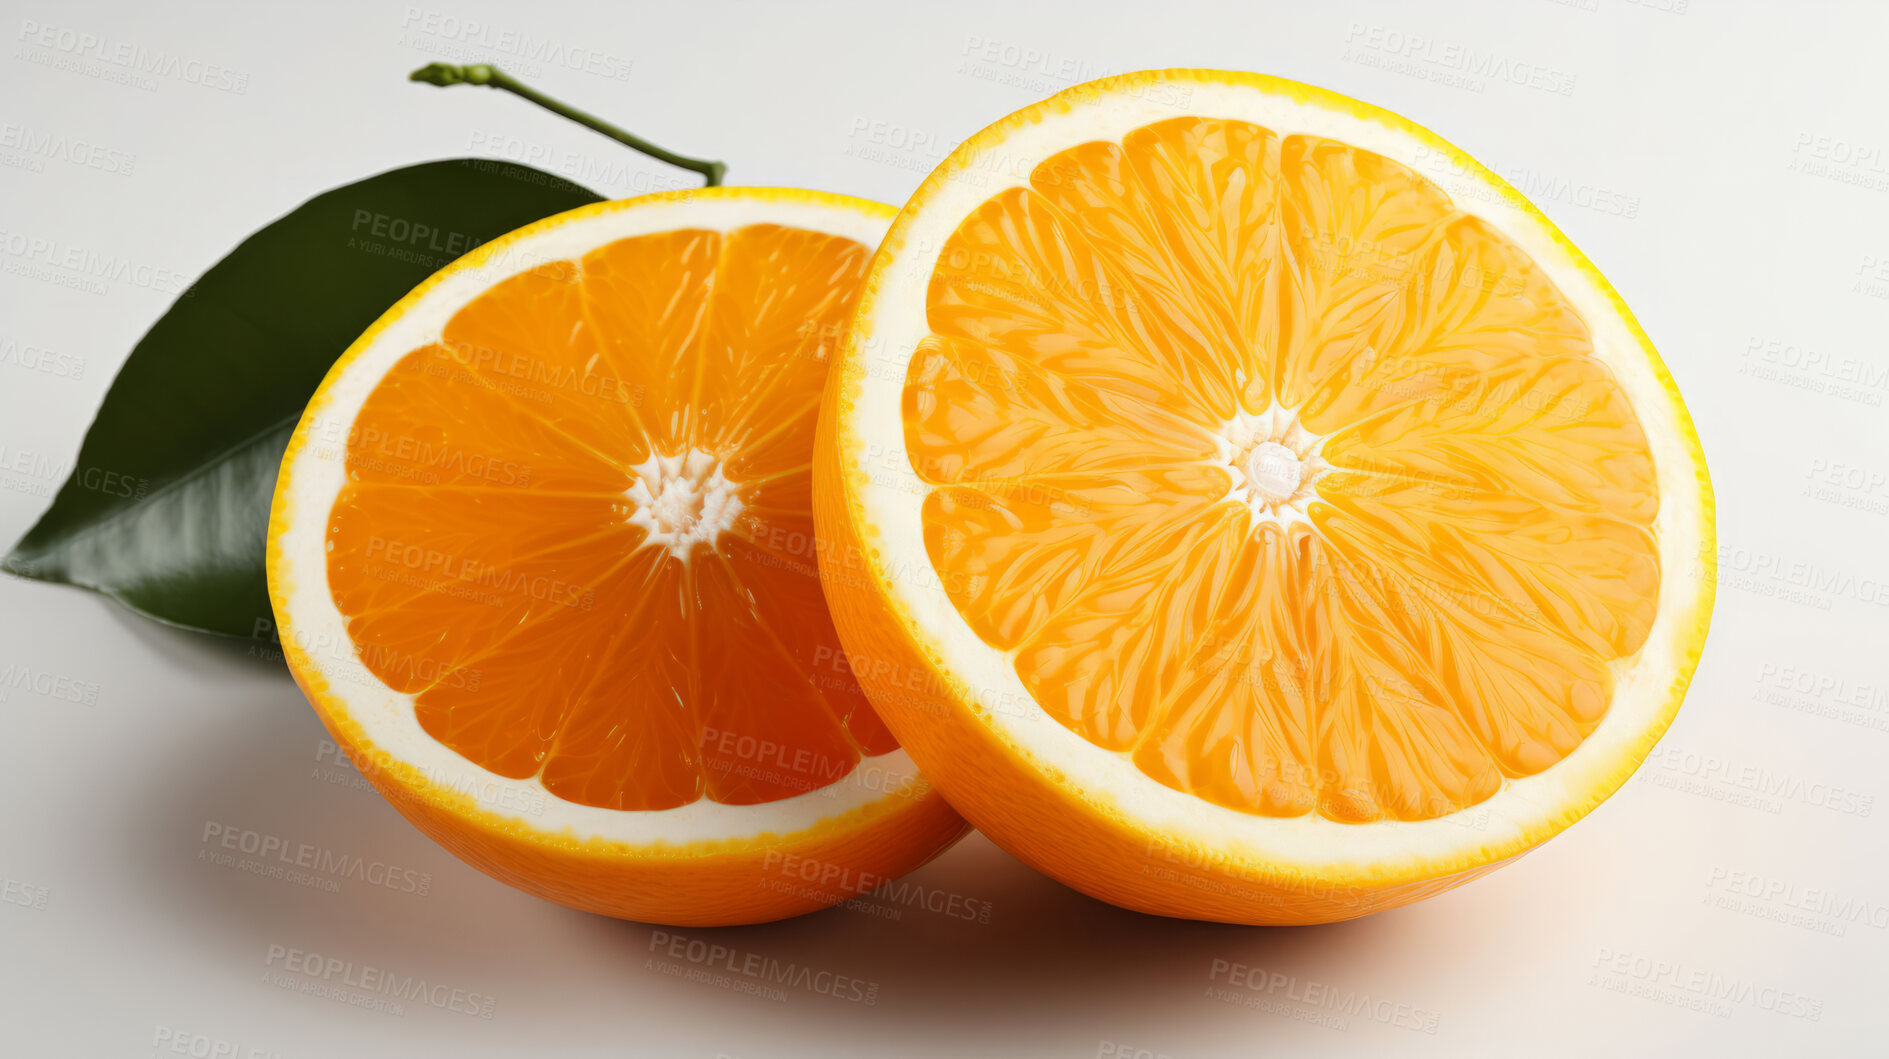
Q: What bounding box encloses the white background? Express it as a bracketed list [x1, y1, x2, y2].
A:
[4, 1, 1887, 1055]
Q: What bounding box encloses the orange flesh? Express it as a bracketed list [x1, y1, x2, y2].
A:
[907, 118, 1660, 822]
[326, 224, 896, 811]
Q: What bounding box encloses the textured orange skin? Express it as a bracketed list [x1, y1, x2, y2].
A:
[813, 406, 1507, 925]
[275, 562, 974, 924]
[305, 665, 965, 924]
[810, 72, 1714, 925]
[268, 188, 970, 927]
[281, 555, 969, 928]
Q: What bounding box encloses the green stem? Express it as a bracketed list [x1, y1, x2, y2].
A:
[410, 62, 726, 187]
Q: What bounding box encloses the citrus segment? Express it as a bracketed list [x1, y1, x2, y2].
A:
[327, 222, 879, 813]
[909, 114, 1660, 823]
[819, 71, 1713, 923]
[271, 189, 966, 925]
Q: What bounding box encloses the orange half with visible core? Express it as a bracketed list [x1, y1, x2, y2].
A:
[269, 188, 965, 926]
[817, 71, 1713, 924]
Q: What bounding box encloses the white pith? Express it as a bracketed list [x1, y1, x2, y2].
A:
[625, 449, 744, 562]
[839, 76, 1711, 871]
[275, 192, 924, 846]
[1218, 402, 1330, 531]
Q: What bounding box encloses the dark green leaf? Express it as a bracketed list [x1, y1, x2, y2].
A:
[3, 160, 603, 639]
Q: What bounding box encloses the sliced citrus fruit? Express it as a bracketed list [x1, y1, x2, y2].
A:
[816, 70, 1714, 924]
[269, 188, 966, 926]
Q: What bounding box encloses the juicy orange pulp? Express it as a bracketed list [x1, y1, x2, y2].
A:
[907, 117, 1660, 823]
[326, 223, 896, 811]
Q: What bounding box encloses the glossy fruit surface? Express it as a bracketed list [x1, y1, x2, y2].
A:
[816, 70, 1713, 923]
[271, 188, 966, 926]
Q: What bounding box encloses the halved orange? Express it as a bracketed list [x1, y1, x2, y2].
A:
[816, 71, 1714, 923]
[269, 188, 966, 926]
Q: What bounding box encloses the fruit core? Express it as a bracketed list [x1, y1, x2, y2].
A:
[1220, 404, 1329, 529]
[626, 449, 744, 561]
